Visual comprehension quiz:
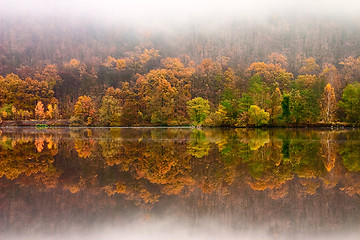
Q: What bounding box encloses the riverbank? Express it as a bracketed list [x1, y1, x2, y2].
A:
[0, 119, 356, 128]
[0, 119, 70, 127]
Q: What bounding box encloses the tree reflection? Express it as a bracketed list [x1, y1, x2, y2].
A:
[71, 129, 96, 158]
[2, 128, 360, 205]
[0, 133, 59, 188]
[340, 131, 360, 172]
[187, 129, 210, 158]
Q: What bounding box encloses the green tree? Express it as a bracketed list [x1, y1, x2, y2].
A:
[235, 93, 254, 127]
[290, 75, 325, 124]
[339, 83, 360, 123]
[281, 94, 291, 123]
[248, 75, 270, 110]
[216, 100, 240, 127]
[187, 97, 210, 126]
[289, 89, 305, 124]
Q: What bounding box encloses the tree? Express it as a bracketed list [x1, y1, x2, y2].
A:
[339, 83, 360, 124]
[268, 87, 283, 124]
[216, 100, 239, 127]
[339, 56, 360, 84]
[46, 104, 53, 119]
[248, 105, 269, 126]
[70, 95, 97, 126]
[291, 75, 325, 124]
[320, 83, 336, 122]
[267, 53, 289, 69]
[136, 69, 177, 125]
[160, 57, 194, 123]
[234, 93, 254, 127]
[53, 104, 60, 119]
[99, 95, 122, 126]
[187, 97, 210, 126]
[248, 75, 270, 110]
[281, 94, 291, 123]
[248, 60, 293, 91]
[0, 74, 56, 119]
[320, 63, 341, 96]
[192, 59, 224, 105]
[299, 57, 320, 75]
[34, 64, 62, 89]
[35, 101, 46, 120]
[289, 89, 305, 124]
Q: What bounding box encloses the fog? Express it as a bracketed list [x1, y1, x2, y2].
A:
[1, 0, 360, 76]
[4, 217, 360, 240]
[2, 0, 360, 27]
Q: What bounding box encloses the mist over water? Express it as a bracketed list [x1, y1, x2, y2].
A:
[5, 218, 266, 240]
[5, 217, 360, 240]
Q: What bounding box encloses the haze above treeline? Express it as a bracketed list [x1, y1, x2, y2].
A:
[1, 0, 360, 71]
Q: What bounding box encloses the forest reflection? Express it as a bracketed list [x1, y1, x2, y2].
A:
[1, 127, 360, 238]
[2, 128, 360, 199]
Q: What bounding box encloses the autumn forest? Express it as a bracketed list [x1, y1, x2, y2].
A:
[1, 10, 360, 127]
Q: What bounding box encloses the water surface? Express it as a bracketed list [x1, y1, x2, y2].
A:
[1, 127, 360, 240]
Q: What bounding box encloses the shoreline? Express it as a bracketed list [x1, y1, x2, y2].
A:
[0, 120, 70, 127]
[0, 120, 357, 129]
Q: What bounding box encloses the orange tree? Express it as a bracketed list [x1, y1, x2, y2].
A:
[70, 95, 97, 126]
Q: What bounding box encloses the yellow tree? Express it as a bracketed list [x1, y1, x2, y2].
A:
[138, 69, 176, 125]
[299, 57, 320, 75]
[161, 57, 194, 122]
[0, 74, 56, 116]
[46, 104, 54, 119]
[98, 95, 121, 126]
[248, 105, 269, 126]
[268, 87, 283, 124]
[247, 60, 293, 91]
[320, 63, 341, 96]
[321, 83, 336, 122]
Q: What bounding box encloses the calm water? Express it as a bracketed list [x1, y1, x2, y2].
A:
[1, 127, 360, 240]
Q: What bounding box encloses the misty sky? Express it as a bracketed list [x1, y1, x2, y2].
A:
[2, 0, 360, 25]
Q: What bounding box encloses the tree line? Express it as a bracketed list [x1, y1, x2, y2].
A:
[1, 50, 360, 127]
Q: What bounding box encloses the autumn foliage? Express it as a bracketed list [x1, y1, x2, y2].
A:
[2, 49, 360, 126]
[70, 95, 97, 126]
